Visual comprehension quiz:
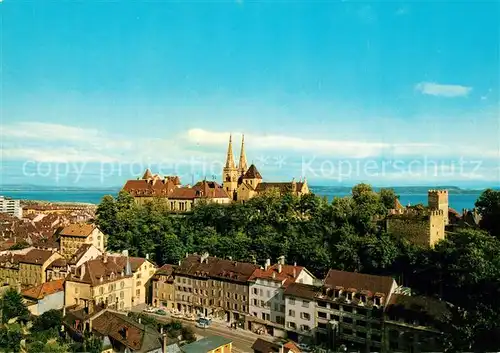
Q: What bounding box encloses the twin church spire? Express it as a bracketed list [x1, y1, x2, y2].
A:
[224, 134, 247, 174]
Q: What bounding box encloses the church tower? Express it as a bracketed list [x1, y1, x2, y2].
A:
[238, 134, 248, 176]
[222, 134, 239, 199]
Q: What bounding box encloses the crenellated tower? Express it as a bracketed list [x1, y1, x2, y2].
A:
[222, 134, 239, 199]
[428, 189, 449, 225]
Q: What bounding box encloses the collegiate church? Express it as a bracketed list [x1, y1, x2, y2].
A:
[222, 134, 310, 201]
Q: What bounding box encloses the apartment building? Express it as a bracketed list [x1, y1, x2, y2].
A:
[0, 196, 22, 219]
[0, 254, 22, 285]
[151, 264, 176, 309]
[247, 256, 316, 338]
[284, 282, 321, 344]
[383, 294, 449, 352]
[174, 253, 259, 324]
[108, 252, 157, 306]
[64, 253, 134, 311]
[59, 223, 105, 258]
[18, 249, 62, 287]
[314, 270, 397, 351]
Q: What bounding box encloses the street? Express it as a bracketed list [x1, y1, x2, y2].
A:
[130, 306, 279, 353]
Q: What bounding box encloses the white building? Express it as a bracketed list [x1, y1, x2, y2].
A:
[284, 282, 319, 344]
[248, 256, 316, 338]
[0, 196, 22, 219]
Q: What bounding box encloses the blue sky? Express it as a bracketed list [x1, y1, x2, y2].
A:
[1, 0, 499, 187]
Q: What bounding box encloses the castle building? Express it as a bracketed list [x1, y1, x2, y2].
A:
[386, 190, 448, 247]
[222, 135, 310, 202]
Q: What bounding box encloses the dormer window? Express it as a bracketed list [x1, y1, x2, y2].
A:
[360, 295, 367, 304]
[374, 296, 382, 306]
[334, 289, 341, 298]
[346, 292, 353, 301]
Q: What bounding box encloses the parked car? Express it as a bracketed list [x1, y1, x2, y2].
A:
[196, 317, 212, 327]
[297, 343, 312, 352]
[143, 306, 156, 313]
[196, 321, 208, 328]
[156, 309, 167, 316]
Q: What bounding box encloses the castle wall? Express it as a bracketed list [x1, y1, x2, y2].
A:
[386, 210, 445, 247]
[386, 218, 432, 247]
[428, 190, 449, 225]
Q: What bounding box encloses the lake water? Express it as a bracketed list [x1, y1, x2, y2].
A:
[0, 188, 482, 211]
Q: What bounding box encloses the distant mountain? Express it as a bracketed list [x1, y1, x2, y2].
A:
[0, 184, 121, 192]
[310, 185, 488, 195]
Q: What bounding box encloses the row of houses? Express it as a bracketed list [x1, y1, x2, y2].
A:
[151, 253, 449, 353]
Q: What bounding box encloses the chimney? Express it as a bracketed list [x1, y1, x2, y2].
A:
[146, 254, 149, 260]
[122, 249, 129, 257]
[272, 272, 276, 279]
[103, 253, 108, 263]
[293, 268, 297, 278]
[294, 262, 297, 267]
[278, 264, 282, 273]
[265, 259, 271, 270]
[278, 256, 285, 265]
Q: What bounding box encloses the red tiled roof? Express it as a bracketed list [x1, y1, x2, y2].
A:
[283, 341, 301, 353]
[47, 258, 68, 269]
[283, 283, 321, 300]
[193, 181, 230, 199]
[249, 264, 305, 288]
[122, 173, 180, 198]
[142, 169, 154, 179]
[60, 223, 96, 237]
[169, 187, 198, 200]
[22, 279, 65, 300]
[323, 269, 395, 298]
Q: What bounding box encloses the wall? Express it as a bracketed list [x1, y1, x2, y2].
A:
[132, 260, 156, 306]
[74, 246, 102, 268]
[428, 212, 445, 246]
[386, 217, 432, 247]
[0, 266, 19, 285]
[236, 183, 257, 202]
[249, 280, 285, 325]
[89, 228, 105, 252]
[91, 277, 134, 310]
[285, 295, 316, 337]
[19, 263, 43, 287]
[152, 276, 176, 309]
[61, 236, 86, 258]
[36, 291, 64, 315]
[65, 281, 92, 307]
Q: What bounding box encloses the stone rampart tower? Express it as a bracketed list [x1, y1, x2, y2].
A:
[428, 189, 449, 225]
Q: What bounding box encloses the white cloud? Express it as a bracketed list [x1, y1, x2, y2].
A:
[415, 82, 472, 97]
[184, 129, 436, 158]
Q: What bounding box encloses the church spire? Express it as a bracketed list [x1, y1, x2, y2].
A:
[238, 134, 248, 174]
[225, 134, 236, 169]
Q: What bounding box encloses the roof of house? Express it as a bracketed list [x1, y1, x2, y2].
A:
[91, 310, 162, 352]
[68, 244, 101, 265]
[122, 178, 177, 198]
[142, 168, 154, 180]
[181, 336, 232, 353]
[251, 338, 280, 353]
[107, 255, 148, 272]
[394, 197, 404, 210]
[255, 182, 305, 194]
[249, 264, 305, 288]
[22, 279, 65, 300]
[169, 187, 198, 200]
[193, 181, 230, 199]
[67, 256, 134, 286]
[176, 254, 259, 283]
[323, 269, 395, 298]
[60, 223, 96, 237]
[156, 264, 176, 276]
[19, 249, 58, 265]
[243, 164, 263, 179]
[47, 257, 68, 269]
[283, 282, 321, 300]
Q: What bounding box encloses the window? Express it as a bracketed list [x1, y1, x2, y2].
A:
[318, 311, 327, 319]
[234, 293, 238, 300]
[253, 299, 258, 305]
[276, 316, 285, 325]
[99, 287, 104, 295]
[136, 289, 140, 296]
[234, 303, 238, 310]
[136, 273, 142, 279]
[267, 290, 271, 298]
[289, 309, 296, 317]
[243, 295, 246, 301]
[301, 325, 310, 331]
[253, 312, 257, 317]
[343, 328, 353, 335]
[260, 300, 266, 307]
[243, 305, 246, 312]
[289, 298, 296, 305]
[372, 323, 382, 330]
[120, 291, 124, 299]
[182, 278, 186, 284]
[318, 322, 327, 329]
[357, 331, 366, 339]
[300, 312, 311, 320]
[287, 322, 297, 329]
[302, 300, 310, 308]
[342, 316, 352, 324]
[136, 281, 141, 287]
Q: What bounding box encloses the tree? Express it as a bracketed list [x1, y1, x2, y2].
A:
[379, 188, 399, 211]
[0, 323, 23, 352]
[475, 188, 500, 237]
[31, 309, 62, 332]
[0, 288, 30, 323]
